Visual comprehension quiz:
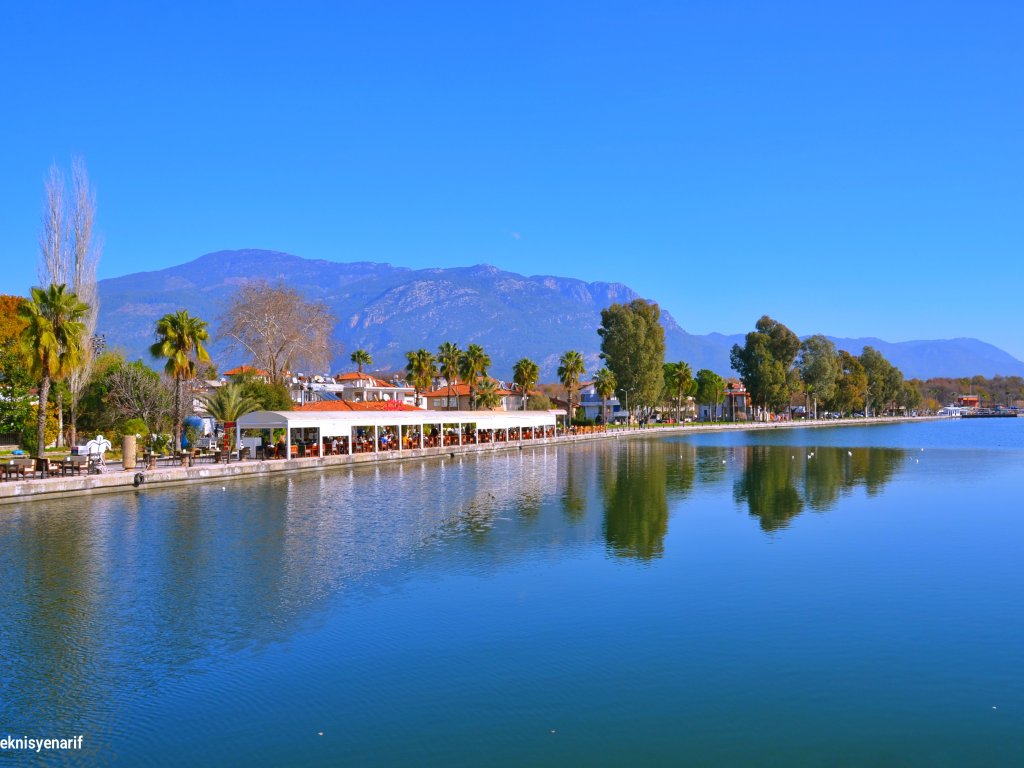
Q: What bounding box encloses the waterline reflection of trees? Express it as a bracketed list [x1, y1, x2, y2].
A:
[602, 441, 696, 561]
[733, 445, 906, 531]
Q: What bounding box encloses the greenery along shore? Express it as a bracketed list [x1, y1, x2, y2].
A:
[4, 160, 1022, 459]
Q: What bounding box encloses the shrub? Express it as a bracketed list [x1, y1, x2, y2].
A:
[118, 418, 148, 439]
[22, 406, 59, 454]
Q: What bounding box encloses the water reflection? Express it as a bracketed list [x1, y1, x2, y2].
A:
[0, 437, 919, 759]
[602, 441, 696, 560]
[1, 457, 570, 745]
[733, 446, 905, 531]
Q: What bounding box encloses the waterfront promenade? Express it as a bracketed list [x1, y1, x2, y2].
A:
[0, 416, 938, 505]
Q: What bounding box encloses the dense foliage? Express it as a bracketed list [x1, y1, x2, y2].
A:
[730, 315, 800, 415]
[18, 284, 90, 455]
[598, 299, 666, 419]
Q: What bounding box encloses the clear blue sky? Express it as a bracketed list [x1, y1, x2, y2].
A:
[2, 2, 1022, 357]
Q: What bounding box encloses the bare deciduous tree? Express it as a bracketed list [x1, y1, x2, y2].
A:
[38, 163, 68, 286]
[105, 363, 173, 430]
[66, 158, 101, 445]
[36, 157, 101, 446]
[220, 281, 337, 381]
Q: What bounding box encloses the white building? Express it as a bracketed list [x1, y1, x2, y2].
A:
[236, 408, 563, 458]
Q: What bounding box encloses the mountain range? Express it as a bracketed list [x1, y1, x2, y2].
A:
[95, 249, 1024, 381]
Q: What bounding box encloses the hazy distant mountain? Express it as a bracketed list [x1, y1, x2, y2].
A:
[96, 249, 1024, 380]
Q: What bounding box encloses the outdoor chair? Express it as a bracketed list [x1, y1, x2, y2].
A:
[11, 457, 34, 479]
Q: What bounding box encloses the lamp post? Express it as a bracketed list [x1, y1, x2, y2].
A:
[624, 388, 633, 429]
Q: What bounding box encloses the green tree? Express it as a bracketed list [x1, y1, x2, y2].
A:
[900, 380, 923, 413]
[350, 349, 372, 373]
[0, 296, 34, 438]
[405, 348, 437, 405]
[0, 346, 35, 436]
[236, 375, 293, 411]
[730, 315, 800, 417]
[593, 367, 617, 424]
[526, 392, 555, 411]
[512, 357, 540, 410]
[459, 343, 491, 410]
[437, 341, 461, 410]
[21, 404, 60, 455]
[558, 350, 586, 425]
[18, 284, 89, 456]
[663, 361, 694, 423]
[694, 369, 725, 421]
[598, 299, 666, 423]
[474, 377, 503, 410]
[860, 346, 903, 416]
[828, 350, 867, 415]
[200, 383, 261, 444]
[149, 310, 211, 451]
[798, 335, 841, 418]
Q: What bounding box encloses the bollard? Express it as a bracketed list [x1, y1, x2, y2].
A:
[122, 435, 137, 470]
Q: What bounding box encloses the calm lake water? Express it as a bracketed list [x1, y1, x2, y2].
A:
[2, 419, 1022, 766]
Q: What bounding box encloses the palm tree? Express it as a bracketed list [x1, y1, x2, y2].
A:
[18, 284, 89, 457]
[200, 383, 261, 449]
[557, 350, 586, 425]
[405, 348, 437, 406]
[474, 377, 503, 410]
[594, 367, 616, 425]
[664, 361, 694, 424]
[437, 341, 461, 410]
[459, 344, 491, 410]
[150, 310, 211, 452]
[512, 357, 540, 410]
[350, 349, 372, 373]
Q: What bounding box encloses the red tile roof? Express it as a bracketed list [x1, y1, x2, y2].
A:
[420, 379, 516, 398]
[225, 365, 269, 377]
[298, 400, 421, 412]
[333, 372, 408, 388]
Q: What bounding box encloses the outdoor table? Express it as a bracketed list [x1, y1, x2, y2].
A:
[59, 457, 86, 476]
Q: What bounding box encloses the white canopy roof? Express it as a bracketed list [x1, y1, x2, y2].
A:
[236, 409, 561, 433]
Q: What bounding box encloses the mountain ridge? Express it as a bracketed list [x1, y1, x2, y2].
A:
[96, 249, 1024, 380]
